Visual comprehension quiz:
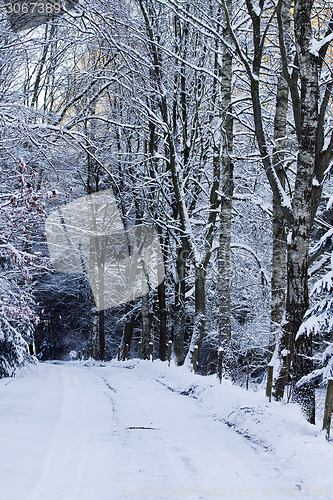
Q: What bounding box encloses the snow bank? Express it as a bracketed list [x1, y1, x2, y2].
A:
[102, 359, 333, 499]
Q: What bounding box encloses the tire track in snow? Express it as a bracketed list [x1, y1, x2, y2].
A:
[27, 366, 93, 500]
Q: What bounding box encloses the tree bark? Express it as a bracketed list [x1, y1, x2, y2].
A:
[217, 0, 233, 371]
[91, 306, 98, 360]
[99, 310, 105, 361]
[270, 67, 289, 353]
[173, 246, 186, 365]
[158, 280, 167, 361]
[141, 291, 151, 360]
[270, 195, 287, 352]
[120, 301, 135, 361]
[275, 0, 318, 423]
[270, 0, 290, 365]
[186, 266, 206, 367]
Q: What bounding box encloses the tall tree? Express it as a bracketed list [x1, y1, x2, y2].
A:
[221, 0, 333, 420]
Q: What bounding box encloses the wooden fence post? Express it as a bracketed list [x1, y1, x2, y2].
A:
[218, 348, 223, 384]
[82, 349, 85, 360]
[149, 341, 154, 361]
[125, 343, 129, 361]
[193, 345, 199, 373]
[266, 366, 274, 402]
[138, 341, 142, 360]
[323, 379, 333, 440]
[167, 340, 172, 366]
[117, 346, 121, 361]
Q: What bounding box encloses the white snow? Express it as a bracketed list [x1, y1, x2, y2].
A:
[310, 34, 333, 57]
[280, 349, 290, 357]
[0, 360, 332, 500]
[250, 0, 261, 17]
[327, 194, 333, 211]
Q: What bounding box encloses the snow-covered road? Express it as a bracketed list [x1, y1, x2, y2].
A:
[0, 361, 332, 500]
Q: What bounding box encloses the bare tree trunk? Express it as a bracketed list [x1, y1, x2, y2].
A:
[97, 237, 106, 361]
[91, 306, 98, 360]
[275, 0, 318, 423]
[89, 208, 99, 361]
[270, 85, 288, 353]
[217, 0, 233, 371]
[186, 266, 206, 367]
[99, 310, 105, 361]
[120, 301, 135, 360]
[173, 246, 186, 365]
[270, 198, 287, 351]
[30, 24, 57, 108]
[270, 0, 290, 356]
[158, 280, 167, 361]
[85, 110, 101, 362]
[141, 291, 151, 360]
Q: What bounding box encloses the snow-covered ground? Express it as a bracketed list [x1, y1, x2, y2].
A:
[0, 360, 332, 500]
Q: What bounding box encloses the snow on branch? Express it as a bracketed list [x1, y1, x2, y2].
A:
[309, 227, 333, 265]
[310, 33, 333, 57]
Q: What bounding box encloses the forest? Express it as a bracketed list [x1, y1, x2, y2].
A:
[1, 0, 333, 426]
